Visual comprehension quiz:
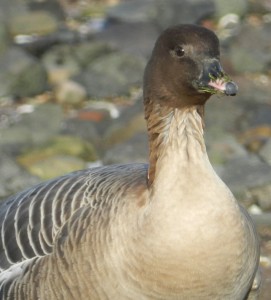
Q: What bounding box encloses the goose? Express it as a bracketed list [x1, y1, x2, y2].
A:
[0, 24, 260, 300]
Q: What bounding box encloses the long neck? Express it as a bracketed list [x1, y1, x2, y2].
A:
[145, 98, 207, 187]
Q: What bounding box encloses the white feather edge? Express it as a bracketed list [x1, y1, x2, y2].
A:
[0, 257, 37, 290]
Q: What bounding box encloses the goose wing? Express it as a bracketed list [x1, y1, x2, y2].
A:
[0, 164, 147, 272]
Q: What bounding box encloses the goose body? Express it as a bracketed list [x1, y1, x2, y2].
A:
[0, 25, 260, 299]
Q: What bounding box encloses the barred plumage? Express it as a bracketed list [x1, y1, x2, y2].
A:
[0, 165, 147, 271]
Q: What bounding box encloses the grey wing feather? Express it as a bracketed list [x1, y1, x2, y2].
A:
[0, 164, 147, 273]
[0, 170, 89, 270]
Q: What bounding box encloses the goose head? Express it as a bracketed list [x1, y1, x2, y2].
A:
[143, 24, 238, 109]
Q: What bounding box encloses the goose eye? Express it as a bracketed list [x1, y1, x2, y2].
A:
[175, 46, 185, 57]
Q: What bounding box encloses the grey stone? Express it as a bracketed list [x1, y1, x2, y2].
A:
[41, 44, 81, 85]
[21, 154, 86, 180]
[106, 0, 215, 29]
[103, 132, 148, 165]
[230, 45, 268, 73]
[228, 23, 271, 73]
[206, 133, 247, 166]
[28, 0, 65, 20]
[230, 76, 271, 112]
[0, 153, 40, 201]
[248, 0, 271, 13]
[0, 0, 27, 22]
[102, 98, 145, 148]
[16, 135, 98, 180]
[154, 0, 215, 29]
[107, 0, 157, 23]
[0, 103, 63, 152]
[61, 117, 100, 146]
[220, 154, 271, 202]
[241, 104, 271, 128]
[101, 97, 148, 164]
[0, 20, 9, 55]
[95, 22, 158, 59]
[0, 47, 48, 97]
[77, 52, 146, 98]
[74, 42, 114, 68]
[260, 138, 271, 165]
[41, 42, 113, 85]
[213, 0, 248, 18]
[205, 96, 244, 132]
[249, 184, 271, 211]
[54, 80, 87, 106]
[8, 11, 59, 36]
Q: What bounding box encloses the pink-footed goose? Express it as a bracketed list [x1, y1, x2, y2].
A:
[0, 24, 260, 300]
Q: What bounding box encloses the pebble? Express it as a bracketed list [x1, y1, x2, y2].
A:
[220, 154, 271, 206]
[0, 153, 40, 200]
[16, 135, 97, 180]
[54, 80, 87, 107]
[249, 184, 271, 211]
[41, 44, 81, 85]
[106, 0, 157, 23]
[213, 0, 248, 18]
[9, 11, 59, 36]
[260, 138, 271, 165]
[0, 47, 48, 98]
[0, 19, 9, 55]
[76, 52, 146, 98]
[228, 22, 271, 73]
[21, 154, 86, 180]
[103, 132, 148, 164]
[0, 103, 63, 152]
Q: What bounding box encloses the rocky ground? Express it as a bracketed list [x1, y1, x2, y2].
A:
[0, 0, 271, 298]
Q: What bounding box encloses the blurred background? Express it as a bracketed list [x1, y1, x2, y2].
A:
[0, 0, 270, 297]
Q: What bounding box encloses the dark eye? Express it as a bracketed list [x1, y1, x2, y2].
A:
[174, 46, 185, 57]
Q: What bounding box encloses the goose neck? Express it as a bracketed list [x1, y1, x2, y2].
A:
[145, 101, 207, 186]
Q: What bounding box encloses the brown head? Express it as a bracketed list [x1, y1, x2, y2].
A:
[144, 25, 238, 185]
[143, 24, 238, 109]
